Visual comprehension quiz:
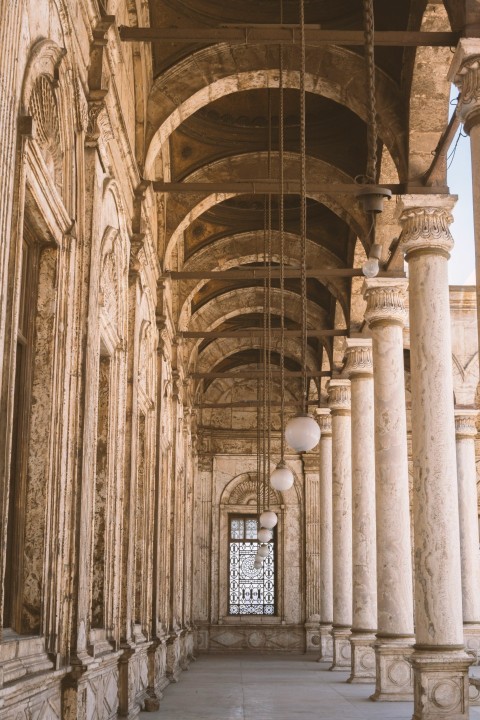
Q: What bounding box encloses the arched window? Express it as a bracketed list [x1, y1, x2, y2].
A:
[228, 515, 275, 616]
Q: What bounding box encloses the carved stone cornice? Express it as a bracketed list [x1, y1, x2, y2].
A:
[315, 408, 332, 436]
[343, 338, 373, 378]
[399, 206, 454, 258]
[363, 278, 408, 328]
[327, 380, 351, 414]
[454, 409, 478, 439]
[303, 454, 320, 474]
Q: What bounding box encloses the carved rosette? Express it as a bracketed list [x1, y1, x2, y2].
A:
[344, 342, 373, 378]
[363, 281, 407, 328]
[399, 206, 454, 258]
[454, 410, 478, 440]
[315, 409, 332, 436]
[327, 380, 351, 414]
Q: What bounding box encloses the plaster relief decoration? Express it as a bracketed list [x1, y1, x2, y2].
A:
[29, 75, 63, 192]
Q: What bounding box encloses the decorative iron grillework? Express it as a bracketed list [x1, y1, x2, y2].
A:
[228, 516, 275, 615]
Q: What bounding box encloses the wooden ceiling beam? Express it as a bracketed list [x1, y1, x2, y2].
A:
[169, 269, 405, 280]
[119, 26, 460, 47]
[196, 399, 322, 408]
[151, 180, 449, 195]
[180, 329, 346, 339]
[191, 370, 330, 379]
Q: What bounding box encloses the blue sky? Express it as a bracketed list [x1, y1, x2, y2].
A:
[448, 88, 475, 285]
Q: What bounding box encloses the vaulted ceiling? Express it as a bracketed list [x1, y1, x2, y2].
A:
[139, 0, 462, 410]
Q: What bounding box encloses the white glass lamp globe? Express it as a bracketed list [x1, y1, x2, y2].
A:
[259, 510, 278, 529]
[257, 527, 273, 543]
[270, 462, 294, 492]
[362, 257, 380, 278]
[258, 544, 269, 558]
[285, 413, 320, 452]
[253, 559, 263, 569]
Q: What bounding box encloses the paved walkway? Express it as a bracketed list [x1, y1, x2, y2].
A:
[140, 653, 480, 720]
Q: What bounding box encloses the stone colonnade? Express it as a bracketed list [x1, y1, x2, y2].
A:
[316, 198, 479, 720]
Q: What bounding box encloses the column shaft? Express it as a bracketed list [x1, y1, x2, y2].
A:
[328, 380, 352, 671]
[455, 410, 480, 659]
[345, 340, 377, 683]
[401, 198, 472, 720]
[317, 409, 333, 662]
[364, 279, 414, 701]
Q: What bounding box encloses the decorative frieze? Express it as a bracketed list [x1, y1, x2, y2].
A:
[399, 206, 454, 258]
[363, 279, 408, 328]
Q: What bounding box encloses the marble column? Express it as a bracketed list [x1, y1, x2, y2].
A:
[327, 380, 352, 671]
[400, 197, 472, 720]
[316, 408, 333, 662]
[344, 339, 377, 683]
[364, 278, 414, 701]
[455, 409, 480, 660]
[449, 40, 480, 368]
[304, 453, 321, 652]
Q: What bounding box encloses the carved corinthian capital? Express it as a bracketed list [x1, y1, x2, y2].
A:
[448, 40, 480, 131]
[327, 380, 351, 413]
[399, 206, 454, 258]
[454, 409, 478, 439]
[363, 278, 408, 328]
[315, 408, 332, 436]
[344, 338, 373, 378]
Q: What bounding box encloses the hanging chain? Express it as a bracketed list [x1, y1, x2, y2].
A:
[257, 377, 261, 521]
[299, 0, 308, 413]
[279, 39, 286, 461]
[363, 0, 377, 184]
[267, 90, 273, 501]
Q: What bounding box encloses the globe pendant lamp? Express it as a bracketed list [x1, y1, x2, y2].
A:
[257, 527, 273, 544]
[259, 510, 278, 529]
[270, 461, 294, 492]
[253, 559, 263, 570]
[258, 544, 269, 558]
[285, 413, 320, 453]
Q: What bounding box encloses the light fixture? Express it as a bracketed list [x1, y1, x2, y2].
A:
[270, 461, 294, 491]
[258, 544, 269, 558]
[257, 528, 273, 543]
[362, 242, 383, 279]
[260, 510, 278, 529]
[285, 413, 320, 452]
[253, 559, 263, 570]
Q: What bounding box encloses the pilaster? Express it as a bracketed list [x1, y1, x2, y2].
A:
[316, 409, 333, 662]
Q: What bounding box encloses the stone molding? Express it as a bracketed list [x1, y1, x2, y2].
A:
[449, 40, 480, 129]
[327, 379, 351, 413]
[343, 339, 373, 378]
[399, 206, 454, 258]
[315, 408, 332, 435]
[363, 278, 408, 328]
[454, 409, 478, 439]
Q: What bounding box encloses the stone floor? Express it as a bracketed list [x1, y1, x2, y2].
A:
[140, 653, 480, 719]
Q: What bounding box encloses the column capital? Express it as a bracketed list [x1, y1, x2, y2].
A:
[448, 39, 480, 132]
[315, 407, 332, 436]
[454, 409, 478, 439]
[303, 454, 321, 473]
[363, 278, 408, 328]
[398, 196, 455, 259]
[327, 379, 351, 413]
[344, 338, 373, 378]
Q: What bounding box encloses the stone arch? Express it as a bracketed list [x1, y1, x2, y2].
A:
[145, 45, 406, 178]
[221, 472, 282, 507]
[163, 152, 370, 270]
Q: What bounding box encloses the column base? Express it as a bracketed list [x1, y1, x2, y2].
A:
[463, 624, 480, 664]
[305, 616, 321, 653]
[317, 624, 333, 662]
[411, 647, 473, 720]
[347, 631, 376, 683]
[468, 677, 480, 706]
[370, 636, 414, 701]
[329, 626, 351, 671]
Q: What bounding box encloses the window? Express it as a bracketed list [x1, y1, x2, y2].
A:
[228, 515, 275, 615]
